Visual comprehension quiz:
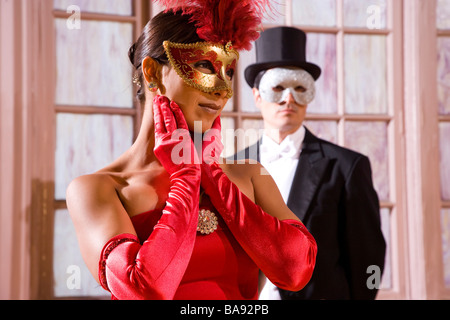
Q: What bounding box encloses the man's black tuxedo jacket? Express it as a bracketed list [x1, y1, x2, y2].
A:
[233, 127, 386, 300]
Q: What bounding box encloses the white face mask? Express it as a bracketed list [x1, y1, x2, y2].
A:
[259, 68, 316, 105]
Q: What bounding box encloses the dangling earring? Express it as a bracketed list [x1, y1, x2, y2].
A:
[132, 73, 142, 88]
[148, 81, 158, 92]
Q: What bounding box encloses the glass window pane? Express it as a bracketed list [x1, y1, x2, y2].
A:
[380, 208, 392, 289]
[292, 0, 337, 27]
[344, 121, 389, 201]
[236, 119, 264, 152]
[223, 98, 234, 112]
[53, 209, 108, 297]
[344, 35, 388, 114]
[237, 48, 259, 113]
[303, 121, 338, 144]
[55, 114, 134, 200]
[307, 33, 338, 114]
[151, 5, 165, 18]
[440, 123, 450, 201]
[441, 208, 450, 288]
[343, 0, 387, 29]
[54, 0, 133, 16]
[437, 0, 450, 30]
[437, 37, 450, 115]
[55, 19, 134, 108]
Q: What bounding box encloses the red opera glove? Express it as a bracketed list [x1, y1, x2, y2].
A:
[201, 163, 317, 291]
[153, 96, 200, 173]
[98, 96, 200, 300]
[202, 116, 224, 164]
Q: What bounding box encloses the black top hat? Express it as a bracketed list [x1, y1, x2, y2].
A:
[244, 27, 322, 87]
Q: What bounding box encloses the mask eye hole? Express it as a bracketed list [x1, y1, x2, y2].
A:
[273, 85, 285, 92]
[295, 86, 307, 93]
[226, 68, 234, 81]
[192, 60, 215, 74]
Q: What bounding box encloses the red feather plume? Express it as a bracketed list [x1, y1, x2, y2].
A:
[155, 0, 272, 51]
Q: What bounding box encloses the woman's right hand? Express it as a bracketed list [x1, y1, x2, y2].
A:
[153, 95, 200, 175]
[93, 95, 202, 299]
[201, 116, 224, 165]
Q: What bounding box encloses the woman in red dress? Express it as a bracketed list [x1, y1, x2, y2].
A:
[66, 1, 317, 300]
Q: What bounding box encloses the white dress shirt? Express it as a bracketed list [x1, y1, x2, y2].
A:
[258, 125, 305, 300]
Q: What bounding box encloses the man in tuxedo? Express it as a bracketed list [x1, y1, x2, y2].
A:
[238, 27, 386, 300]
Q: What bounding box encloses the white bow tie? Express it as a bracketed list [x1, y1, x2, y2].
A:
[260, 140, 299, 164]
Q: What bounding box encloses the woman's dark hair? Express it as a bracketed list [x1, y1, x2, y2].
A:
[128, 10, 203, 103]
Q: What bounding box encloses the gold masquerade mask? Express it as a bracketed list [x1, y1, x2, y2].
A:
[163, 41, 239, 99]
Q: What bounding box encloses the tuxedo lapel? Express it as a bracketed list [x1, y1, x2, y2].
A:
[231, 140, 261, 162]
[287, 129, 330, 222]
[233, 130, 329, 222]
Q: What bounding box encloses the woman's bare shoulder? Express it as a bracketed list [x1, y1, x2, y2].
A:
[221, 158, 265, 179]
[66, 172, 137, 282]
[66, 173, 122, 218]
[67, 173, 117, 199]
[219, 159, 264, 201]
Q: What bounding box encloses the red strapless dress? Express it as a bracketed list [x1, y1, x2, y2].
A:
[128, 195, 259, 300]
